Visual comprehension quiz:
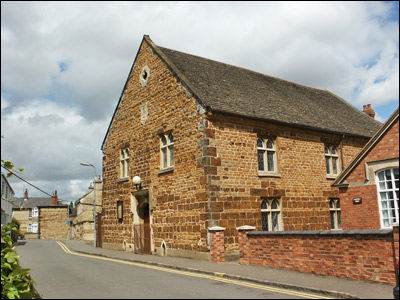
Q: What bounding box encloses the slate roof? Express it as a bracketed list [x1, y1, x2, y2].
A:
[102, 35, 383, 149]
[13, 197, 49, 209]
[156, 44, 382, 138]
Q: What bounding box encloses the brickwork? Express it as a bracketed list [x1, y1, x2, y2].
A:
[239, 230, 397, 285]
[39, 207, 69, 240]
[339, 118, 399, 230]
[101, 37, 369, 258]
[209, 226, 226, 262]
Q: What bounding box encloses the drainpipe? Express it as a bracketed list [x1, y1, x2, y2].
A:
[340, 135, 345, 171]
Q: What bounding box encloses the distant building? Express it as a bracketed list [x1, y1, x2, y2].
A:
[71, 177, 102, 243]
[1, 173, 15, 226]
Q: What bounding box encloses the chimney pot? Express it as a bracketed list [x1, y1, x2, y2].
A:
[362, 104, 375, 119]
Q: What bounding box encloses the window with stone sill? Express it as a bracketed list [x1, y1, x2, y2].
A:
[257, 137, 277, 174]
[329, 198, 342, 230]
[377, 168, 399, 228]
[160, 132, 174, 170]
[261, 198, 282, 231]
[325, 144, 340, 177]
[120, 148, 129, 179]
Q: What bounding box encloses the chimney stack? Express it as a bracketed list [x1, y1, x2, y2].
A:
[24, 189, 28, 202]
[51, 190, 58, 206]
[363, 104, 375, 119]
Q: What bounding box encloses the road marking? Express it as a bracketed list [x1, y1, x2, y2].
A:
[56, 242, 332, 299]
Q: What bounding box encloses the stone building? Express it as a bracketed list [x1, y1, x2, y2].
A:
[333, 107, 399, 230]
[1, 173, 15, 226]
[38, 191, 70, 240]
[71, 177, 103, 243]
[101, 35, 382, 260]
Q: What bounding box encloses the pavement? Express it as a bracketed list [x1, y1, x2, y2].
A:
[63, 239, 394, 299]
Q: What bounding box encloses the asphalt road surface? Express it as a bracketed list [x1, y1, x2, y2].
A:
[15, 240, 331, 299]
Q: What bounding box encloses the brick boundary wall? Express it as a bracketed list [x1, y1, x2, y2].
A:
[209, 226, 226, 262]
[236, 225, 399, 285]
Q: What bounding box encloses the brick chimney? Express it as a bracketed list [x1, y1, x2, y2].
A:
[363, 104, 375, 119]
[24, 189, 28, 202]
[51, 190, 58, 206]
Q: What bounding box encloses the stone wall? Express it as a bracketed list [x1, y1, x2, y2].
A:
[102, 38, 209, 256]
[204, 113, 367, 255]
[39, 207, 68, 240]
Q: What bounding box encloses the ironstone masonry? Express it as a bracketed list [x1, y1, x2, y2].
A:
[100, 35, 382, 260]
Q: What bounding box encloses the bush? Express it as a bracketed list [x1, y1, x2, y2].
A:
[1, 222, 36, 299]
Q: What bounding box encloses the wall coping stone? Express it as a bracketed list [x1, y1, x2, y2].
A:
[237, 225, 256, 231]
[208, 226, 226, 231]
[248, 229, 394, 236]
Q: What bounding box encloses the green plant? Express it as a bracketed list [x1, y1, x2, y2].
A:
[1, 222, 36, 299]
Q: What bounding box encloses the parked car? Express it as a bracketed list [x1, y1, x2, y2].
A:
[394, 262, 399, 299]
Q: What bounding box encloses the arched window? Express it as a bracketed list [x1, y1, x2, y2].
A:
[329, 198, 341, 229]
[120, 149, 129, 178]
[376, 168, 399, 228]
[261, 198, 281, 231]
[160, 132, 174, 169]
[257, 137, 276, 173]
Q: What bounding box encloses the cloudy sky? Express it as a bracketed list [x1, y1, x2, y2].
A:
[1, 1, 399, 202]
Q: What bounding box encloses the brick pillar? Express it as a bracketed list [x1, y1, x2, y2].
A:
[393, 223, 399, 266]
[237, 225, 256, 265]
[208, 226, 225, 263]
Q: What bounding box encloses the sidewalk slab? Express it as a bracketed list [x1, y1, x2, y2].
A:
[64, 240, 394, 299]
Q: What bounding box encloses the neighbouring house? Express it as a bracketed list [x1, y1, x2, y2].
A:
[1, 173, 15, 226]
[100, 35, 382, 260]
[37, 191, 71, 240]
[12, 189, 48, 237]
[71, 177, 103, 243]
[333, 107, 399, 230]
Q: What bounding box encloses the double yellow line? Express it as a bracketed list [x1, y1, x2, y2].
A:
[56, 242, 331, 299]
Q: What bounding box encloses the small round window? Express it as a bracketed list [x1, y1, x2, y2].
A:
[140, 66, 150, 87]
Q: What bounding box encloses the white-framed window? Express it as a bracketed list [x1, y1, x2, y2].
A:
[32, 207, 38, 217]
[257, 137, 276, 173]
[325, 144, 339, 176]
[329, 198, 342, 230]
[32, 222, 38, 233]
[376, 168, 399, 228]
[160, 132, 174, 169]
[261, 198, 282, 231]
[120, 149, 129, 178]
[28, 209, 32, 219]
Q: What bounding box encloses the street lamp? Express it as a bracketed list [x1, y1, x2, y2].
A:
[80, 162, 97, 248]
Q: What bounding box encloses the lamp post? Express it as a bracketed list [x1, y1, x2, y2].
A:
[80, 162, 97, 248]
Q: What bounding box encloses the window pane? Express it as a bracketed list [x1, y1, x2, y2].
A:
[272, 212, 279, 231]
[168, 133, 173, 144]
[336, 199, 340, 208]
[271, 200, 279, 209]
[267, 151, 275, 172]
[385, 169, 392, 180]
[261, 200, 268, 210]
[378, 171, 385, 181]
[162, 148, 167, 168]
[267, 139, 274, 149]
[257, 138, 264, 148]
[331, 146, 337, 155]
[169, 146, 174, 166]
[161, 135, 167, 146]
[126, 159, 129, 177]
[337, 211, 342, 229]
[258, 150, 265, 171]
[332, 157, 338, 174]
[330, 212, 335, 229]
[325, 157, 331, 174]
[380, 182, 386, 190]
[394, 168, 399, 179]
[325, 145, 330, 154]
[329, 199, 335, 208]
[121, 151, 125, 159]
[262, 212, 269, 231]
